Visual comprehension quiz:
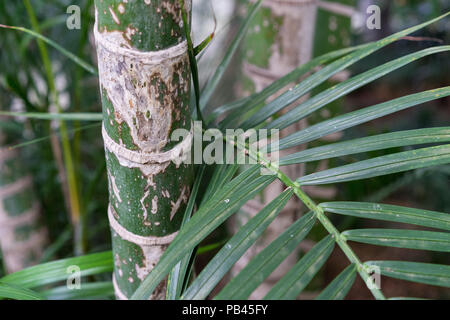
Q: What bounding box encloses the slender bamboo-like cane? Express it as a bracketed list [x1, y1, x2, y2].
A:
[0, 122, 48, 274]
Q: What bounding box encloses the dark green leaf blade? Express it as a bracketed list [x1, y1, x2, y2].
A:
[267, 46, 450, 131]
[297, 144, 450, 185]
[320, 202, 450, 231]
[0, 24, 97, 75]
[242, 12, 450, 129]
[280, 127, 450, 166]
[275, 87, 450, 151]
[215, 211, 317, 300]
[166, 166, 206, 300]
[264, 235, 335, 300]
[182, 188, 294, 300]
[0, 282, 44, 300]
[0, 251, 113, 289]
[343, 229, 450, 252]
[0, 111, 103, 121]
[365, 261, 450, 288]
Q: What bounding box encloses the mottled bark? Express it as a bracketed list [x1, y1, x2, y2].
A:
[94, 0, 193, 299]
[232, 0, 318, 299]
[0, 125, 48, 274]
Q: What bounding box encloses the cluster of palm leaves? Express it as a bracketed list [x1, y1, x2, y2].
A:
[0, 1, 448, 300]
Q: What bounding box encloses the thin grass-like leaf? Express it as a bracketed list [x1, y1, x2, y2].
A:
[180, 0, 204, 122]
[8, 123, 100, 150]
[297, 144, 450, 185]
[264, 235, 335, 300]
[316, 264, 357, 300]
[215, 211, 317, 300]
[203, 164, 240, 202]
[194, 32, 214, 57]
[197, 241, 228, 255]
[219, 44, 369, 128]
[0, 111, 102, 121]
[0, 24, 97, 75]
[0, 251, 113, 289]
[343, 229, 450, 252]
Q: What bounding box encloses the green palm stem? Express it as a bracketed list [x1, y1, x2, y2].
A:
[227, 136, 386, 300]
[23, 0, 85, 255]
[94, 0, 193, 299]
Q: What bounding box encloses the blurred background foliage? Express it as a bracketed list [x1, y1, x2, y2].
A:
[0, 0, 448, 298]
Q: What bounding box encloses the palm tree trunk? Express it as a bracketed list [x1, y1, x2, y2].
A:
[93, 0, 193, 299]
[0, 124, 48, 274]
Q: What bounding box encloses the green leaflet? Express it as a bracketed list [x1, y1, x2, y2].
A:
[0, 111, 103, 121]
[194, 33, 214, 57]
[131, 165, 275, 299]
[280, 127, 450, 165]
[320, 202, 450, 231]
[297, 144, 450, 185]
[0, 251, 113, 289]
[343, 229, 450, 252]
[316, 264, 357, 300]
[365, 261, 450, 288]
[7, 123, 101, 150]
[182, 188, 294, 300]
[215, 211, 317, 300]
[267, 46, 450, 131]
[241, 11, 450, 129]
[264, 235, 335, 300]
[275, 87, 450, 151]
[207, 95, 255, 124]
[0, 282, 44, 300]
